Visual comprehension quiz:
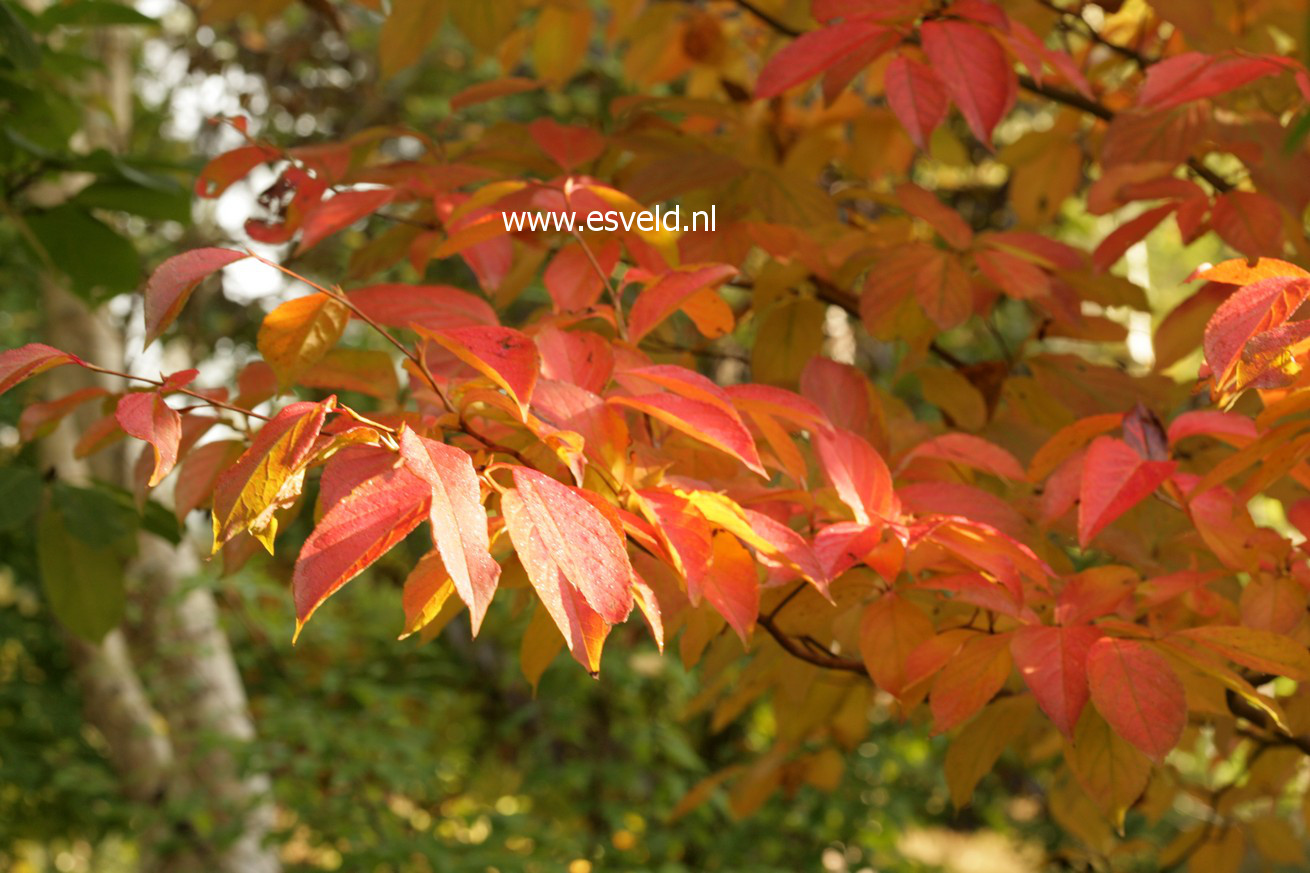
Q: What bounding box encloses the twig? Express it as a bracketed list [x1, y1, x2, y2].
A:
[757, 613, 867, 674]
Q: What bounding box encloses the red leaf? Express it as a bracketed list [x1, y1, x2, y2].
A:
[741, 508, 829, 594]
[503, 469, 634, 673]
[296, 188, 396, 254]
[919, 20, 1013, 144]
[1210, 191, 1284, 260]
[930, 632, 1013, 732]
[506, 467, 634, 625]
[529, 118, 605, 171]
[450, 76, 543, 110]
[640, 489, 713, 603]
[115, 392, 182, 487]
[703, 531, 759, 643]
[292, 463, 431, 638]
[884, 54, 949, 150]
[755, 21, 891, 98]
[915, 249, 973, 329]
[902, 433, 1026, 480]
[801, 357, 870, 434]
[814, 427, 896, 524]
[420, 325, 540, 420]
[1086, 638, 1186, 761]
[543, 240, 620, 312]
[144, 248, 249, 346]
[535, 326, 614, 394]
[347, 283, 498, 331]
[195, 144, 280, 198]
[174, 440, 243, 522]
[18, 387, 107, 442]
[212, 398, 334, 551]
[895, 183, 973, 249]
[1092, 203, 1176, 273]
[974, 247, 1050, 299]
[1202, 275, 1310, 385]
[1078, 436, 1176, 546]
[1010, 625, 1100, 736]
[0, 343, 85, 396]
[627, 264, 737, 342]
[609, 393, 766, 476]
[1166, 410, 1256, 446]
[398, 429, 501, 635]
[1138, 51, 1288, 111]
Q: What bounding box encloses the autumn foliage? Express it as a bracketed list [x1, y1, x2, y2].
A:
[11, 0, 1310, 864]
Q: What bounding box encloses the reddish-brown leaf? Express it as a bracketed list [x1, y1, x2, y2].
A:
[1191, 257, 1310, 285]
[347, 283, 498, 331]
[529, 118, 605, 171]
[915, 249, 973, 329]
[1210, 191, 1285, 260]
[1138, 51, 1288, 110]
[398, 429, 501, 635]
[640, 489, 713, 603]
[1091, 203, 1176, 273]
[144, 248, 249, 346]
[901, 433, 1026, 480]
[755, 21, 891, 98]
[1010, 625, 1101, 736]
[296, 188, 396, 254]
[174, 440, 244, 522]
[1086, 637, 1186, 762]
[115, 392, 182, 487]
[195, 144, 280, 198]
[919, 20, 1013, 144]
[18, 387, 107, 442]
[895, 183, 973, 249]
[1078, 436, 1176, 546]
[292, 462, 431, 638]
[0, 343, 85, 395]
[884, 54, 949, 150]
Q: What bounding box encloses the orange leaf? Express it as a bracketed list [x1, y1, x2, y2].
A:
[420, 325, 540, 420]
[930, 632, 1013, 733]
[859, 592, 934, 698]
[814, 427, 896, 524]
[627, 264, 737, 342]
[703, 531, 759, 643]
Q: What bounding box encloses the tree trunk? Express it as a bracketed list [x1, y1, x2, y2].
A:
[31, 23, 282, 873]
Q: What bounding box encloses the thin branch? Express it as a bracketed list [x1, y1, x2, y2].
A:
[757, 613, 868, 674]
[568, 229, 628, 341]
[79, 363, 272, 422]
[731, 0, 801, 37]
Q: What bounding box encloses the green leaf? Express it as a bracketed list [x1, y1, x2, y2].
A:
[0, 465, 42, 530]
[37, 504, 126, 642]
[72, 180, 190, 222]
[92, 482, 182, 544]
[0, 0, 40, 69]
[51, 483, 138, 552]
[38, 1, 157, 30]
[25, 205, 140, 301]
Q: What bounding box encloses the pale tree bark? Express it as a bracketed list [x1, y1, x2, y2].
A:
[31, 23, 281, 873]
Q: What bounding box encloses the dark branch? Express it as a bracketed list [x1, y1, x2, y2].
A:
[756, 613, 868, 674]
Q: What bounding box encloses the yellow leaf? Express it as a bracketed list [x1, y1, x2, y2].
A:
[944, 695, 1037, 808]
[533, 4, 591, 83]
[399, 550, 456, 639]
[1064, 706, 1151, 830]
[919, 367, 987, 431]
[1189, 827, 1244, 873]
[751, 298, 826, 388]
[379, 0, 447, 79]
[257, 293, 349, 388]
[520, 599, 565, 692]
